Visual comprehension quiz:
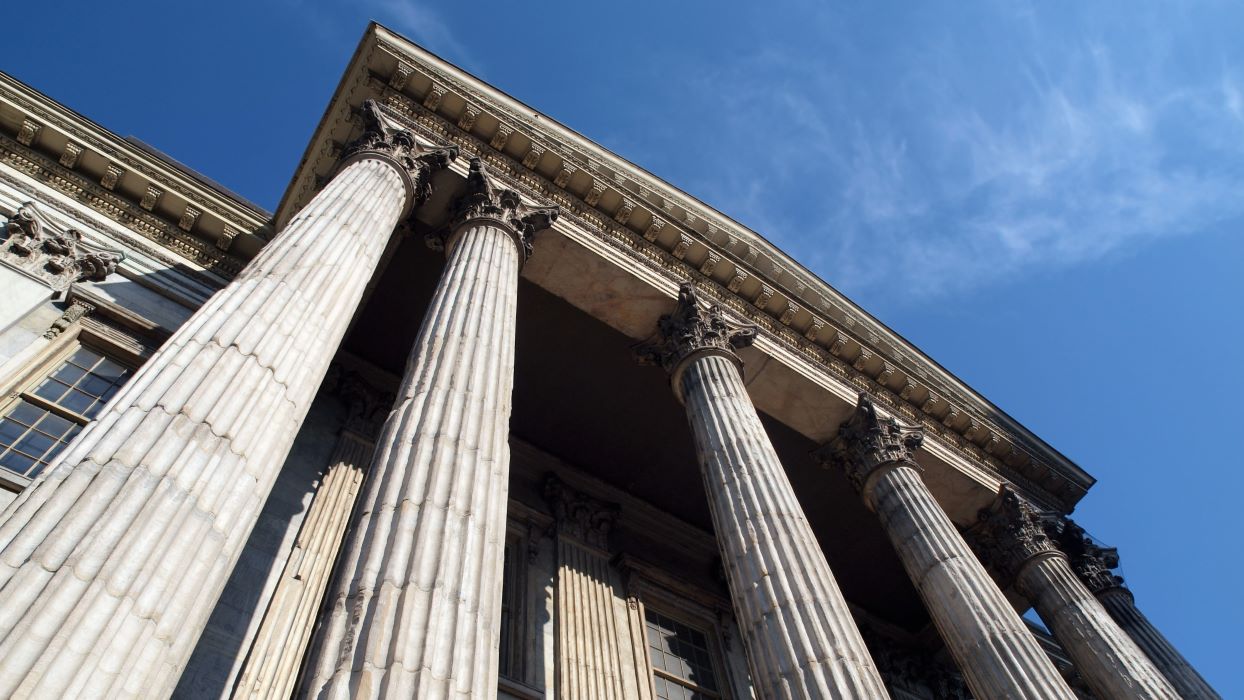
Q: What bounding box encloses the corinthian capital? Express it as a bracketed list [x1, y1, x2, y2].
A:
[437, 157, 558, 260]
[636, 282, 757, 376]
[543, 474, 620, 552]
[816, 393, 923, 493]
[339, 99, 458, 210]
[970, 485, 1061, 582]
[1055, 520, 1129, 596]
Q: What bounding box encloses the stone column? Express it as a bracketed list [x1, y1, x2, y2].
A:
[0, 100, 453, 699]
[817, 394, 1075, 700]
[971, 488, 1178, 700]
[300, 158, 557, 698]
[543, 475, 635, 700]
[638, 283, 889, 699]
[1059, 522, 1221, 699]
[232, 371, 391, 700]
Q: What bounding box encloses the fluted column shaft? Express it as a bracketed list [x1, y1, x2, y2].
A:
[545, 477, 630, 700]
[232, 429, 374, 700]
[679, 354, 889, 698]
[0, 150, 417, 699]
[302, 158, 555, 698]
[1012, 553, 1176, 699]
[868, 464, 1075, 698]
[1096, 588, 1220, 699]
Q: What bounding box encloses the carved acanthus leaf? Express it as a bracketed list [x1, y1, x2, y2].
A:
[970, 485, 1060, 582]
[1055, 519, 1128, 595]
[543, 475, 620, 552]
[636, 282, 757, 374]
[816, 393, 923, 493]
[340, 99, 459, 207]
[2, 202, 125, 289]
[437, 157, 558, 260]
[331, 367, 394, 441]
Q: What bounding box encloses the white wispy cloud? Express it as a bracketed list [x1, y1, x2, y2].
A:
[368, 0, 482, 72]
[679, 6, 1244, 307]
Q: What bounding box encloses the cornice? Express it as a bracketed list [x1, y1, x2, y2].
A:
[276, 23, 1094, 511]
[0, 139, 245, 279]
[0, 73, 270, 271]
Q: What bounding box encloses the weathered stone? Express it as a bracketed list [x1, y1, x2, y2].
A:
[0, 120, 452, 698]
[818, 394, 1075, 700]
[301, 158, 556, 698]
[971, 491, 1178, 699]
[1059, 522, 1222, 699]
[642, 283, 889, 699]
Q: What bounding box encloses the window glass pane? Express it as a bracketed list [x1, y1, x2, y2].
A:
[67, 347, 103, 370]
[0, 418, 26, 446]
[32, 378, 71, 403]
[80, 373, 114, 398]
[36, 411, 75, 438]
[48, 362, 87, 385]
[13, 431, 55, 461]
[0, 450, 36, 475]
[645, 608, 723, 696]
[8, 401, 43, 427]
[58, 389, 95, 416]
[92, 357, 127, 383]
[1, 347, 133, 479]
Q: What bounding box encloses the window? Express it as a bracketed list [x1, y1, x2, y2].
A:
[498, 538, 525, 681]
[645, 608, 725, 700]
[0, 345, 132, 479]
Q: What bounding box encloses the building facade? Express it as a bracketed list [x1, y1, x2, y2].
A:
[0, 23, 1219, 700]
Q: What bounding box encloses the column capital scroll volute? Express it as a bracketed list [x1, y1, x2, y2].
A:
[635, 282, 758, 392]
[814, 393, 924, 501]
[337, 99, 459, 215]
[969, 485, 1063, 584]
[430, 157, 558, 262]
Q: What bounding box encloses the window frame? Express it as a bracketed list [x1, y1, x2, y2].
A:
[0, 318, 142, 490]
[631, 582, 736, 700]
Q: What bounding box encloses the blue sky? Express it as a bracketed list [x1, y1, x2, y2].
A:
[7, 0, 1241, 693]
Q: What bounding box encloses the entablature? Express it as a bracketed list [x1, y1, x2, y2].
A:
[0, 73, 271, 279]
[276, 23, 1094, 513]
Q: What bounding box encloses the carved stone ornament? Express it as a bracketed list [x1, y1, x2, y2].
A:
[636, 282, 758, 376]
[43, 298, 95, 339]
[331, 367, 394, 441]
[339, 99, 459, 211]
[1056, 519, 1129, 596]
[970, 485, 1060, 582]
[1, 202, 124, 290]
[434, 157, 558, 260]
[543, 474, 620, 552]
[817, 393, 924, 493]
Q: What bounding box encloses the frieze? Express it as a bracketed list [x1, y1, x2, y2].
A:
[366, 80, 1074, 509]
[360, 56, 1091, 508]
[0, 82, 264, 232]
[0, 141, 245, 277]
[1, 202, 124, 289]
